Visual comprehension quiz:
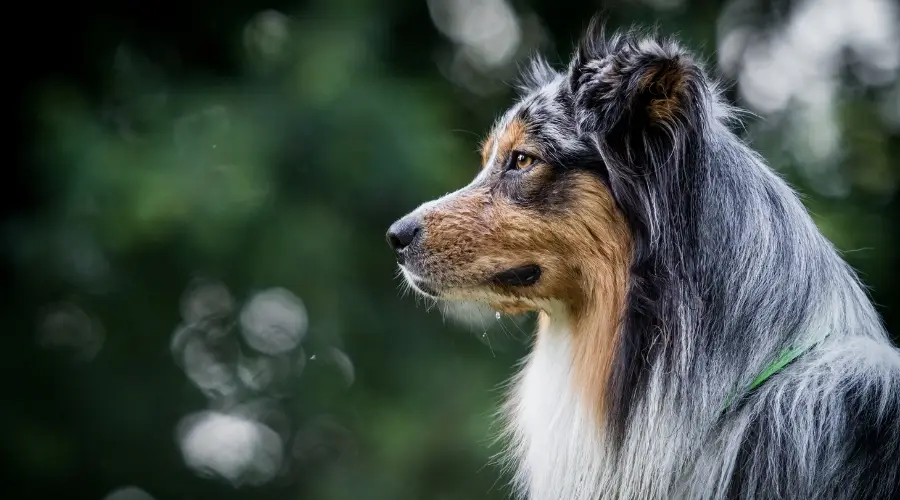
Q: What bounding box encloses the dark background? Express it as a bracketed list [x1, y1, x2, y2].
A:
[5, 0, 899, 499]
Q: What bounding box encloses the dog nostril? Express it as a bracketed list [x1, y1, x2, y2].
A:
[386, 216, 422, 258]
[386, 232, 402, 251]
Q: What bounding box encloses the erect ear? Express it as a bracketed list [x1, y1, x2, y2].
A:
[567, 21, 703, 139]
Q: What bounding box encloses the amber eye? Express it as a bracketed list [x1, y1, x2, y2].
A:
[514, 153, 535, 170]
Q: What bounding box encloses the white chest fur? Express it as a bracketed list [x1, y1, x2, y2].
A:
[506, 317, 607, 500]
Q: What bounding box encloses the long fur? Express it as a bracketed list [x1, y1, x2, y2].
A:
[496, 23, 900, 500]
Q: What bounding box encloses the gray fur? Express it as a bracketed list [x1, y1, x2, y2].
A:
[494, 24, 900, 500]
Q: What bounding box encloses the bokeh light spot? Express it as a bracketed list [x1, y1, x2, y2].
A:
[240, 288, 307, 355]
[177, 411, 283, 486]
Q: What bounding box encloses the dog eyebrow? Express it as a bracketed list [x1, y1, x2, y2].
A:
[491, 118, 528, 166]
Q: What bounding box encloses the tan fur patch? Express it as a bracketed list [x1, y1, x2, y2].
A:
[640, 60, 687, 124]
[558, 177, 631, 426]
[481, 118, 533, 169]
[497, 118, 527, 160]
[480, 137, 494, 168]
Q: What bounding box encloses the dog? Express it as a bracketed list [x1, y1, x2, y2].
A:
[386, 21, 900, 500]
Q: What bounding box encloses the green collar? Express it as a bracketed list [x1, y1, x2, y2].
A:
[722, 339, 823, 413]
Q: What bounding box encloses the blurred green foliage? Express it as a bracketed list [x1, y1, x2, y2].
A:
[5, 0, 899, 499]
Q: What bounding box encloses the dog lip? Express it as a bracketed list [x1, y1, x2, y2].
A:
[400, 266, 441, 297]
[490, 264, 542, 287]
[412, 279, 439, 297]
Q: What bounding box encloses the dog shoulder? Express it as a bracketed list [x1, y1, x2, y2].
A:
[729, 343, 900, 499]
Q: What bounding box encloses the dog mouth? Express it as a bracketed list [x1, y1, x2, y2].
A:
[409, 278, 440, 298]
[399, 267, 441, 298]
[488, 264, 542, 287]
[400, 264, 542, 300]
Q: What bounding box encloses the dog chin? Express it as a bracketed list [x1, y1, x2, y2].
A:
[400, 271, 489, 303]
[399, 267, 443, 299]
[399, 265, 544, 315]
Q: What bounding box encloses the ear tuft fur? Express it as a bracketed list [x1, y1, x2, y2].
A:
[640, 56, 689, 123]
[568, 21, 701, 137]
[516, 55, 559, 94]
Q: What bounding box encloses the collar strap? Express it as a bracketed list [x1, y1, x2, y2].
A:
[722, 339, 823, 413]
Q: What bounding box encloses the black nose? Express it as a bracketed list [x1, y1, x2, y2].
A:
[386, 215, 421, 260]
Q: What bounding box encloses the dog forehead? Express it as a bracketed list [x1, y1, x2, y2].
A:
[480, 76, 584, 170]
[497, 83, 568, 137]
[523, 79, 569, 117]
[517, 80, 586, 158]
[495, 74, 567, 132]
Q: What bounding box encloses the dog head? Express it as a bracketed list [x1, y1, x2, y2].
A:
[388, 26, 702, 318]
[387, 66, 629, 316]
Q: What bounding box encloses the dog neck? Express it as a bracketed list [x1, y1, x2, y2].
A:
[504, 273, 627, 499]
[565, 269, 629, 427]
[506, 312, 607, 500]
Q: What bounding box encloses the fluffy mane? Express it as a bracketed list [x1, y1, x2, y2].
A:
[498, 22, 900, 500]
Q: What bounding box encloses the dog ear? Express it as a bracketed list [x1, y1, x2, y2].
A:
[568, 20, 702, 138]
